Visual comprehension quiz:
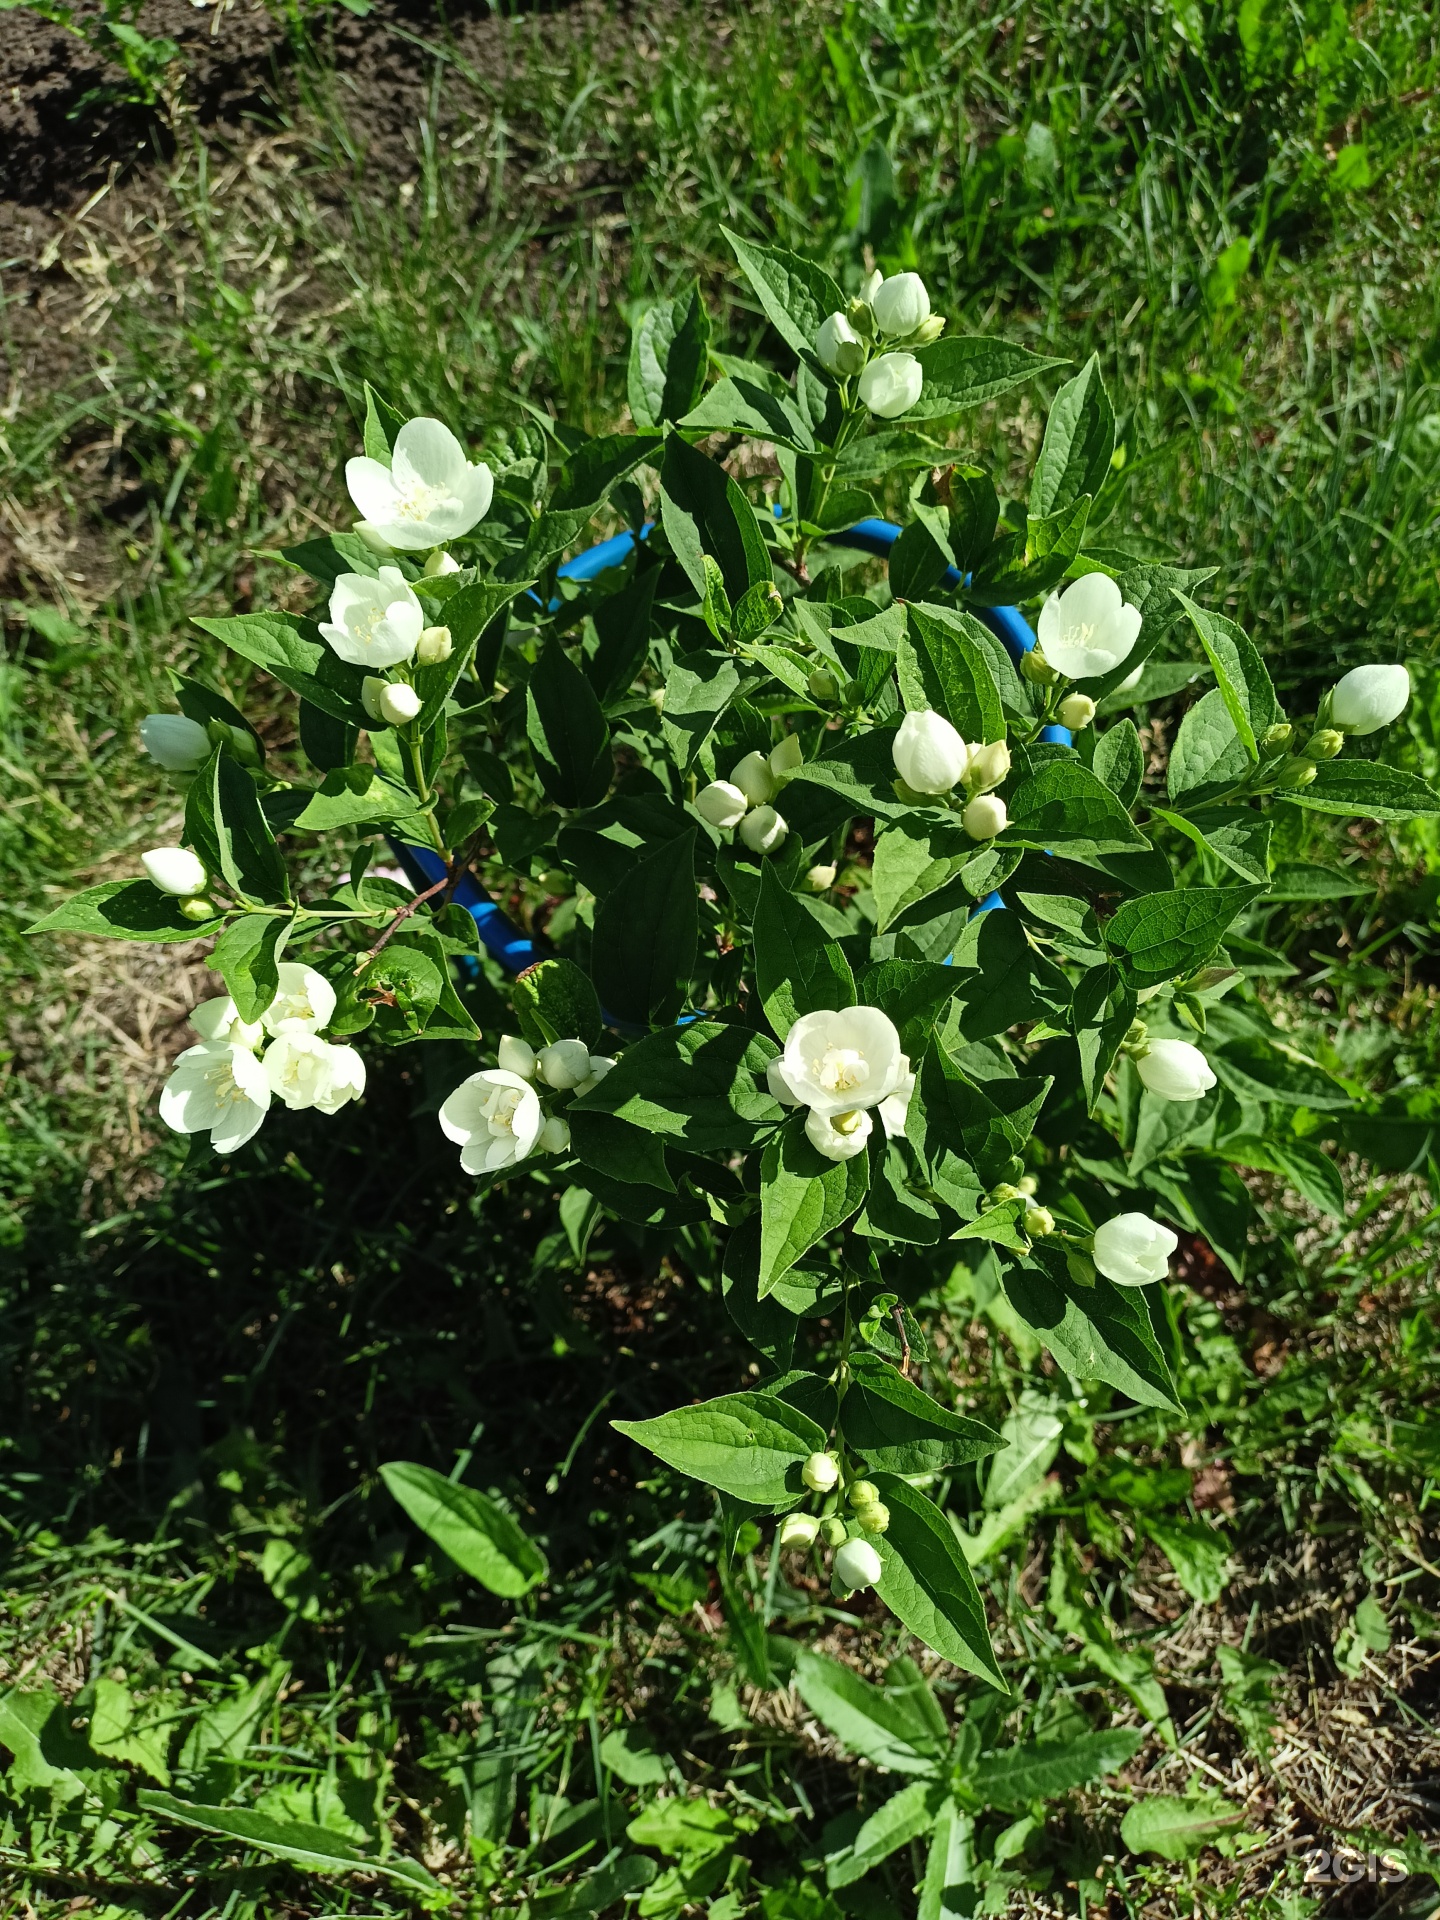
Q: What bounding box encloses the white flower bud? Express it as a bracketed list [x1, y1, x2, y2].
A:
[857, 351, 924, 419]
[730, 750, 777, 806]
[804, 1105, 872, 1160]
[962, 793, 1008, 840]
[139, 713, 210, 771]
[808, 668, 839, 703]
[695, 780, 749, 830]
[858, 268, 883, 305]
[768, 735, 803, 780]
[908, 315, 946, 347]
[536, 1039, 592, 1089]
[1134, 1038, 1216, 1103]
[833, 1537, 883, 1591]
[803, 863, 838, 893]
[378, 681, 422, 726]
[649, 687, 665, 712]
[142, 846, 208, 898]
[1092, 1212, 1178, 1287]
[802, 1451, 840, 1494]
[816, 311, 866, 377]
[415, 624, 454, 665]
[1330, 664, 1410, 735]
[738, 805, 787, 854]
[1057, 693, 1097, 731]
[778, 1512, 821, 1550]
[964, 739, 1011, 793]
[423, 548, 462, 576]
[496, 1034, 537, 1079]
[871, 272, 930, 337]
[892, 709, 968, 794]
[539, 1114, 571, 1154]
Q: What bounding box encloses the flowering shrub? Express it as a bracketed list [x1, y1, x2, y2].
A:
[32, 234, 1435, 1691]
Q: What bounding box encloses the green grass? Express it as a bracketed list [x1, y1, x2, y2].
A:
[2, 0, 1440, 1912]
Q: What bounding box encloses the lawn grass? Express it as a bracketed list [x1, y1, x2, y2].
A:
[2, 0, 1440, 1912]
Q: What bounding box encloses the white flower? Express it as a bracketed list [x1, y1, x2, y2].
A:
[1036, 573, 1143, 681]
[190, 995, 263, 1050]
[964, 739, 1011, 793]
[319, 566, 425, 670]
[877, 1063, 915, 1140]
[262, 963, 337, 1037]
[893, 710, 969, 795]
[377, 682, 421, 726]
[774, 1007, 908, 1116]
[816, 311, 866, 377]
[805, 1106, 872, 1161]
[1330, 664, 1410, 735]
[871, 272, 930, 337]
[345, 417, 494, 552]
[802, 1451, 840, 1494]
[858, 351, 924, 419]
[769, 735, 803, 779]
[264, 1032, 366, 1113]
[439, 1068, 543, 1175]
[1092, 1212, 1178, 1287]
[834, 1537, 883, 1590]
[140, 712, 210, 771]
[160, 1042, 271, 1152]
[142, 846, 207, 897]
[730, 750, 777, 807]
[574, 1054, 615, 1096]
[739, 805, 787, 854]
[695, 780, 749, 830]
[536, 1039, 591, 1090]
[1135, 1038, 1216, 1103]
[496, 1034, 537, 1078]
[962, 793, 1007, 839]
[1057, 693, 1096, 731]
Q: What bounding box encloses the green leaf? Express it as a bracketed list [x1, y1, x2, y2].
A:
[1166, 689, 1252, 804]
[721, 229, 847, 365]
[589, 829, 697, 1026]
[89, 1677, 173, 1786]
[871, 816, 970, 933]
[793, 1649, 946, 1776]
[298, 699, 357, 772]
[908, 337, 1068, 420]
[860, 958, 963, 1058]
[760, 1114, 870, 1296]
[194, 611, 372, 728]
[612, 1390, 824, 1505]
[972, 1727, 1143, 1810]
[661, 649, 745, 770]
[356, 944, 443, 1041]
[826, 1777, 949, 1888]
[211, 913, 290, 1023]
[212, 755, 290, 903]
[1266, 859, 1370, 900]
[1174, 593, 1279, 763]
[28, 881, 223, 944]
[293, 766, 416, 830]
[526, 640, 613, 810]
[626, 1796, 735, 1854]
[1030, 354, 1115, 519]
[753, 860, 856, 1038]
[0, 1688, 89, 1797]
[968, 495, 1091, 604]
[512, 956, 603, 1049]
[888, 515, 953, 602]
[1072, 964, 1137, 1112]
[948, 909, 1061, 1042]
[629, 282, 713, 428]
[1107, 885, 1263, 987]
[659, 432, 772, 605]
[278, 530, 383, 590]
[138, 1789, 438, 1890]
[1092, 720, 1143, 809]
[362, 381, 406, 462]
[1285, 759, 1440, 821]
[550, 432, 665, 515]
[587, 564, 660, 707]
[1119, 1790, 1246, 1863]
[1144, 1518, 1231, 1604]
[573, 1020, 782, 1150]
[568, 1110, 674, 1191]
[380, 1460, 547, 1597]
[919, 1803, 976, 1920]
[1002, 1253, 1180, 1411]
[901, 606, 1005, 742]
[1001, 761, 1149, 860]
[839, 1353, 1004, 1475]
[682, 375, 814, 451]
[784, 727, 908, 822]
[1153, 804, 1272, 885]
[870, 1476, 1006, 1687]
[983, 1396, 1063, 1508]
[1222, 1132, 1344, 1214]
[415, 579, 530, 730]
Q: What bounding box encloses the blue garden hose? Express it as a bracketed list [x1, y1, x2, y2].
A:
[394, 520, 1071, 971]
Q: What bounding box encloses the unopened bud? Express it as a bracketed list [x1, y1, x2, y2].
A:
[965, 739, 1011, 793]
[819, 1516, 849, 1547]
[538, 1115, 571, 1154]
[1017, 1174, 1039, 1197]
[1260, 722, 1293, 752]
[991, 1183, 1024, 1204]
[1057, 693, 1096, 731]
[1279, 759, 1318, 789]
[731, 750, 777, 806]
[1021, 645, 1059, 686]
[378, 681, 422, 727]
[1024, 1205, 1056, 1239]
[496, 1035, 537, 1079]
[962, 793, 1007, 840]
[803, 863, 838, 893]
[846, 295, 876, 339]
[802, 1451, 840, 1494]
[847, 1480, 882, 1511]
[415, 624, 454, 666]
[906, 314, 946, 347]
[695, 780, 749, 830]
[1303, 728, 1343, 761]
[423, 548, 462, 577]
[778, 1512, 821, 1550]
[649, 688, 665, 712]
[179, 896, 216, 922]
[833, 1537, 883, 1591]
[856, 1501, 890, 1534]
[738, 805, 787, 855]
[536, 1039, 591, 1090]
[808, 668, 839, 703]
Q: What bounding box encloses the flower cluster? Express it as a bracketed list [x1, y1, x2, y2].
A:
[765, 1006, 914, 1161]
[694, 737, 802, 854]
[160, 965, 365, 1152]
[891, 711, 1012, 838]
[439, 1035, 611, 1175]
[815, 269, 943, 419]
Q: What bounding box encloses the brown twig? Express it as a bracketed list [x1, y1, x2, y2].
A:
[355, 873, 449, 971]
[892, 1303, 912, 1377]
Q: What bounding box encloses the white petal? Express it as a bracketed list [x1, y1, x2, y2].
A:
[345, 457, 399, 523]
[392, 417, 468, 488]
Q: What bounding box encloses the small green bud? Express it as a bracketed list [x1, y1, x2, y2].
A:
[846, 295, 876, 339]
[847, 1480, 882, 1511]
[1278, 758, 1318, 789]
[1024, 1204, 1056, 1239]
[990, 1182, 1024, 1204]
[1020, 645, 1059, 687]
[856, 1500, 890, 1535]
[1017, 1174, 1039, 1197]
[905, 314, 947, 347]
[819, 1516, 849, 1548]
[808, 668, 840, 703]
[1302, 728, 1343, 761]
[178, 897, 216, 922]
[1260, 722, 1293, 752]
[1057, 692, 1096, 731]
